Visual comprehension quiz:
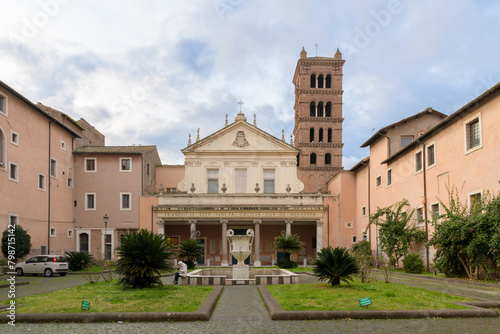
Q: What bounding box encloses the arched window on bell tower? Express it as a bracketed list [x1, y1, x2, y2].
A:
[319, 128, 323, 143]
[328, 128, 332, 143]
[310, 74, 316, 88]
[317, 74, 324, 88]
[326, 74, 331, 88]
[325, 102, 331, 117]
[309, 128, 315, 142]
[310, 153, 317, 165]
[325, 153, 331, 165]
[317, 102, 324, 117]
[310, 101, 316, 117]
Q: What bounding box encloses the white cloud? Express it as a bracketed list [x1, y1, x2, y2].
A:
[1, 0, 499, 165]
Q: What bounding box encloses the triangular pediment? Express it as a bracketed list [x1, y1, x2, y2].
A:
[182, 119, 298, 154]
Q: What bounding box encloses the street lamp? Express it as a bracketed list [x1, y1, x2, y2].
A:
[103, 214, 109, 271]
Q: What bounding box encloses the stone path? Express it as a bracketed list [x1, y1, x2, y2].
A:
[210, 285, 270, 321]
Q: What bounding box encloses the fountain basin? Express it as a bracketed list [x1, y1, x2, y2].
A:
[180, 268, 299, 286]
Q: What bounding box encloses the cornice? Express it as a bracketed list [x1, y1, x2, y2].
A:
[297, 117, 344, 122]
[299, 166, 344, 171]
[298, 143, 344, 148]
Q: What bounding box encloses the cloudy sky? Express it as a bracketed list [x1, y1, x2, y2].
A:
[1, 0, 499, 168]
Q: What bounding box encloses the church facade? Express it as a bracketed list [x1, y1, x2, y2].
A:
[140, 111, 325, 266]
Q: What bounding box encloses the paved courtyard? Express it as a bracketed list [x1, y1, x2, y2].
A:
[2, 272, 500, 333]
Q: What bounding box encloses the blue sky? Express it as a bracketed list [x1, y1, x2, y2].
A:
[1, 0, 499, 168]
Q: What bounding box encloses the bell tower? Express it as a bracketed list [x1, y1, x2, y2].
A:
[292, 47, 345, 192]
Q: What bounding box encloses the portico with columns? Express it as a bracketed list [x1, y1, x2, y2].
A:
[155, 196, 325, 266]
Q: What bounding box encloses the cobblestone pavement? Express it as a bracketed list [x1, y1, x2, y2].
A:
[4, 317, 500, 333]
[3, 273, 500, 333]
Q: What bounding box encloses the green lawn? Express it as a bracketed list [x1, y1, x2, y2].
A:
[2, 280, 213, 313]
[70, 265, 116, 273]
[267, 280, 475, 311]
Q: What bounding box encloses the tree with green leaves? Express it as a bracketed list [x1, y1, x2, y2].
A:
[313, 246, 359, 286]
[275, 234, 303, 269]
[428, 189, 500, 279]
[2, 225, 32, 261]
[115, 230, 174, 288]
[370, 199, 426, 268]
[177, 239, 204, 269]
[351, 240, 373, 283]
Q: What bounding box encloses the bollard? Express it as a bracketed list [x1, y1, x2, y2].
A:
[207, 259, 210, 267]
[303, 258, 307, 267]
[174, 259, 178, 267]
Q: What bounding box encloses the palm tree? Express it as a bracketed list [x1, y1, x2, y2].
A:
[115, 230, 174, 288]
[177, 239, 204, 269]
[275, 234, 303, 268]
[313, 246, 359, 286]
[65, 251, 94, 271]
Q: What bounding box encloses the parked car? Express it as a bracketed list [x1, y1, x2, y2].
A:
[15, 255, 68, 277]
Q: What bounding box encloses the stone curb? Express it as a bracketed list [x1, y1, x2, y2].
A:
[257, 286, 500, 321]
[0, 285, 223, 323]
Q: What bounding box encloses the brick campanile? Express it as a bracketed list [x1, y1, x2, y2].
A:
[293, 47, 345, 192]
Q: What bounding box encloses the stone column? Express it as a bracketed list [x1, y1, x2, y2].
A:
[316, 219, 324, 252]
[253, 219, 262, 267]
[285, 220, 293, 237]
[189, 219, 197, 240]
[157, 219, 165, 235]
[220, 219, 229, 266]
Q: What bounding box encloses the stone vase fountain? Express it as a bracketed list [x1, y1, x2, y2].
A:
[227, 229, 254, 279]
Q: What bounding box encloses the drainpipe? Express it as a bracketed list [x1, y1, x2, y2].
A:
[417, 140, 430, 271]
[47, 121, 53, 255]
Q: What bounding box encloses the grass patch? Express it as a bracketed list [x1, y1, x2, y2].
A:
[70, 265, 116, 273]
[1, 280, 212, 313]
[267, 279, 476, 311]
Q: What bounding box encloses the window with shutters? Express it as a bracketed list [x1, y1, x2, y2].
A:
[263, 169, 275, 194]
[207, 169, 219, 193]
[464, 114, 482, 154]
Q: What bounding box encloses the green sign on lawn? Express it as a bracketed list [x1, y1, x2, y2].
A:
[81, 301, 91, 310]
[359, 297, 372, 307]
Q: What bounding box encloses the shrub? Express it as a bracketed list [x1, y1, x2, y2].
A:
[351, 240, 373, 283]
[116, 230, 174, 289]
[2, 225, 32, 261]
[277, 258, 298, 269]
[312, 246, 359, 286]
[65, 251, 94, 271]
[177, 239, 204, 269]
[403, 253, 425, 274]
[275, 234, 303, 268]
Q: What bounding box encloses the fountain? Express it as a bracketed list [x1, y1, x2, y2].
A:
[181, 228, 299, 286]
[227, 228, 253, 280]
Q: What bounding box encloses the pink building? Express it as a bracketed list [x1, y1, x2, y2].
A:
[328, 83, 500, 268]
[73, 146, 161, 260]
[0, 81, 80, 255]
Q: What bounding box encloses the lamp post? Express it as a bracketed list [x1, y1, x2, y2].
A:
[103, 214, 109, 271]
